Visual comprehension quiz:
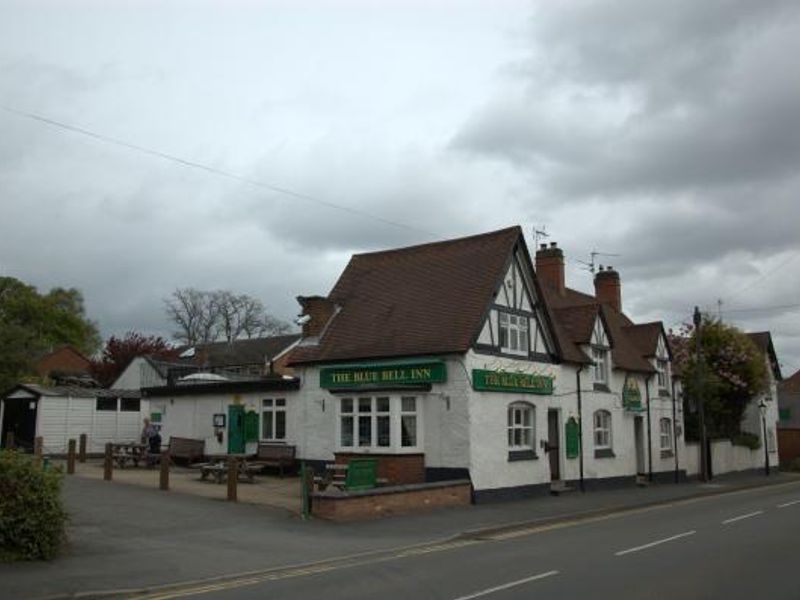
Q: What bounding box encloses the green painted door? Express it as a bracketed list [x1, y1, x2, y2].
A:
[228, 405, 245, 454]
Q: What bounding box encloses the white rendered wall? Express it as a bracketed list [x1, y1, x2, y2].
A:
[156, 391, 298, 456]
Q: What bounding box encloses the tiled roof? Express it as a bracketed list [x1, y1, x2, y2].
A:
[290, 227, 523, 364]
[542, 283, 656, 374]
[178, 334, 301, 368]
[624, 322, 664, 358]
[780, 369, 800, 395]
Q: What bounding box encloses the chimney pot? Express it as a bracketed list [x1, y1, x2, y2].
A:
[535, 240, 565, 295]
[594, 267, 622, 312]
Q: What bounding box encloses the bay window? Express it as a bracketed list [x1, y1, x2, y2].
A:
[339, 395, 420, 452]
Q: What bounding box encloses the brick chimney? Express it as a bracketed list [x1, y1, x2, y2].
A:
[535, 242, 565, 295]
[296, 295, 337, 338]
[594, 266, 622, 313]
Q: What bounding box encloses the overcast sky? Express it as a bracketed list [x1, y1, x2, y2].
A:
[1, 0, 799, 375]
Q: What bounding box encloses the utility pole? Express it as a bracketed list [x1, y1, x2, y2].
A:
[694, 306, 708, 481]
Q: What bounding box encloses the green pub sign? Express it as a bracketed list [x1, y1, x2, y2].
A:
[472, 369, 554, 395]
[622, 377, 644, 412]
[320, 360, 446, 389]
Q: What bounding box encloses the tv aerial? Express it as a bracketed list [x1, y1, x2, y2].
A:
[576, 249, 621, 274]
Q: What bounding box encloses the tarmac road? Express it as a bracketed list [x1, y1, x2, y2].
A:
[139, 481, 800, 600]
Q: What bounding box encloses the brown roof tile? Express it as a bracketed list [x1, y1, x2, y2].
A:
[290, 227, 523, 364]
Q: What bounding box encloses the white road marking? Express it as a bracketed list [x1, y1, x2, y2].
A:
[614, 531, 696, 556]
[778, 499, 800, 508]
[452, 570, 559, 600]
[722, 510, 764, 524]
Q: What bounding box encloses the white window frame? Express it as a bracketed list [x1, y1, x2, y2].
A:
[655, 335, 671, 393]
[507, 402, 535, 450]
[593, 410, 612, 449]
[659, 417, 672, 451]
[337, 395, 421, 453]
[592, 347, 609, 385]
[261, 398, 287, 441]
[498, 311, 529, 356]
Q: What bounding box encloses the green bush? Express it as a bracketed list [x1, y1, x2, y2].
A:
[731, 432, 761, 450]
[0, 450, 67, 561]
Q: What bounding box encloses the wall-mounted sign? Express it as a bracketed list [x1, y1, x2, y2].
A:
[622, 377, 643, 412]
[320, 360, 446, 389]
[472, 369, 554, 395]
[565, 417, 580, 459]
[213, 413, 226, 428]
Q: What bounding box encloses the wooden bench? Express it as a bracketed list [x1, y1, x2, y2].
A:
[167, 437, 205, 465]
[248, 443, 296, 477]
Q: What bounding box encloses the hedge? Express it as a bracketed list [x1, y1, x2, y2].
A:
[0, 450, 67, 561]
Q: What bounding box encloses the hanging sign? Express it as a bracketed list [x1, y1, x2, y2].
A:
[320, 360, 446, 389]
[622, 377, 644, 412]
[472, 369, 554, 395]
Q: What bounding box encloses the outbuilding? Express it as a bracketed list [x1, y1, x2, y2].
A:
[1, 384, 143, 454]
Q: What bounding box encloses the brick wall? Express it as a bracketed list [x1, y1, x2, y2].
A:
[778, 428, 800, 466]
[312, 481, 471, 521]
[334, 452, 425, 485]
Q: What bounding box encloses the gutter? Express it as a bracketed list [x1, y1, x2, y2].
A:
[645, 373, 653, 482]
[576, 364, 585, 492]
[672, 376, 679, 483]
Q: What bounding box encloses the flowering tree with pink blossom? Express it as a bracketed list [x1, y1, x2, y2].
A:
[669, 317, 768, 439]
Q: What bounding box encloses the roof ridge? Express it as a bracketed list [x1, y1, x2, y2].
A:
[351, 226, 522, 259]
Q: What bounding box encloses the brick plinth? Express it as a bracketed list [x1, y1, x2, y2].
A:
[312, 481, 472, 521]
[334, 453, 425, 485]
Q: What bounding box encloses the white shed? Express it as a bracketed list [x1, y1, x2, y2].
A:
[1, 384, 145, 454]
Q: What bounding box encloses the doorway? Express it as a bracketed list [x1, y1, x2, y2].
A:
[634, 416, 645, 475]
[547, 409, 560, 481]
[227, 405, 245, 454]
[1, 397, 38, 450]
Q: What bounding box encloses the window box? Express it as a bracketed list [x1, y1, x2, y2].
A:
[660, 450, 674, 459]
[593, 383, 611, 393]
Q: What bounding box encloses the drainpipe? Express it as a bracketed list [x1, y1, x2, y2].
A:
[645, 373, 653, 482]
[671, 377, 679, 483]
[576, 365, 585, 493]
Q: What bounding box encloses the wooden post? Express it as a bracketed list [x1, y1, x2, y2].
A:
[34, 437, 43, 467]
[5, 431, 14, 449]
[104, 443, 113, 481]
[227, 457, 237, 502]
[67, 439, 76, 474]
[78, 434, 87, 463]
[159, 451, 170, 491]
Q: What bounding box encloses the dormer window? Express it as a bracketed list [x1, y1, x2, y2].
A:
[590, 316, 610, 387]
[655, 335, 671, 395]
[499, 312, 529, 355]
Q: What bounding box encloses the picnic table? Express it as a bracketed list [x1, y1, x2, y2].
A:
[111, 442, 148, 468]
[197, 454, 259, 484]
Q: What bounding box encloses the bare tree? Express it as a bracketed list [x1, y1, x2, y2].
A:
[166, 288, 292, 344]
[164, 288, 218, 345]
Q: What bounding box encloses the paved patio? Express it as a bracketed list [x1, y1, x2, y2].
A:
[55, 458, 303, 513]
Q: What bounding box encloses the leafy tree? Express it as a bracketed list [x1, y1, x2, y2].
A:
[164, 288, 290, 345]
[90, 331, 176, 387]
[0, 277, 100, 391]
[670, 317, 768, 439]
